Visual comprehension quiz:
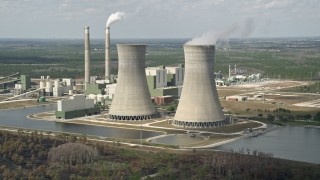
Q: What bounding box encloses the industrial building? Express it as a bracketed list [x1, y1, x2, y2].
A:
[87, 94, 109, 105]
[152, 96, 174, 106]
[145, 65, 184, 98]
[173, 45, 230, 128]
[11, 75, 31, 95]
[39, 76, 75, 97]
[166, 64, 184, 86]
[55, 95, 100, 119]
[20, 75, 31, 91]
[109, 44, 159, 120]
[226, 95, 248, 101]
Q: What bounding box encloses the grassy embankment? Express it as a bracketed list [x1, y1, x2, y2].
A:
[0, 100, 50, 110]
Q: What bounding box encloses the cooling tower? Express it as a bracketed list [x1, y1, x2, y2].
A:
[84, 26, 90, 89]
[109, 44, 158, 120]
[105, 27, 110, 79]
[173, 45, 228, 128]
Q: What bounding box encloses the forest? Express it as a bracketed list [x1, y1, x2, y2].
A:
[280, 82, 320, 93]
[0, 38, 319, 80]
[0, 129, 320, 179]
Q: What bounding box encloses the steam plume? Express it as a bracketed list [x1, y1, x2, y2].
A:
[241, 17, 255, 37]
[186, 17, 255, 45]
[106, 12, 126, 28]
[186, 24, 237, 45]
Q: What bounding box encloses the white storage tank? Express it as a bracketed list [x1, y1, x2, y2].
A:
[46, 81, 53, 92]
[88, 94, 97, 101]
[40, 81, 45, 89]
[69, 90, 73, 95]
[97, 94, 104, 103]
[103, 95, 109, 99]
[54, 79, 60, 88]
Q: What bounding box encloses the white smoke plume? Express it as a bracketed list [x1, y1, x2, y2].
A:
[186, 17, 255, 45]
[106, 12, 126, 28]
[186, 24, 238, 45]
[241, 17, 255, 37]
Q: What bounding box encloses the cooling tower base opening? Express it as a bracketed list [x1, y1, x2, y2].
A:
[172, 117, 231, 128]
[109, 113, 160, 121]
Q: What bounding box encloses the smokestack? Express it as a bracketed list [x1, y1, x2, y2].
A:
[84, 26, 90, 89]
[173, 45, 227, 128]
[109, 44, 158, 120]
[228, 65, 231, 78]
[105, 27, 110, 79]
[105, 11, 125, 80]
[234, 64, 237, 75]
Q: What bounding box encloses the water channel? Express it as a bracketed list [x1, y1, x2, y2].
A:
[214, 126, 320, 164]
[1, 104, 319, 164]
[0, 104, 161, 139]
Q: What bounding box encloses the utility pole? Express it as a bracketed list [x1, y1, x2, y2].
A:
[246, 88, 248, 109]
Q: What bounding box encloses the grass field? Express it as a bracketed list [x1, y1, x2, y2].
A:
[0, 100, 48, 110]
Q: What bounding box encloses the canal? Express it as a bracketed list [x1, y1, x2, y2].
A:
[214, 126, 320, 164]
[0, 104, 162, 139]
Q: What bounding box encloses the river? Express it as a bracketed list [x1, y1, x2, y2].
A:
[214, 126, 320, 164]
[1, 104, 319, 164]
[0, 104, 161, 139]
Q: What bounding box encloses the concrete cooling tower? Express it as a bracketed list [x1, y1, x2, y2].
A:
[173, 45, 229, 128]
[109, 44, 159, 120]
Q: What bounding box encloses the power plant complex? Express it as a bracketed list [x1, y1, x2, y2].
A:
[57, 24, 229, 127]
[2, 16, 230, 129]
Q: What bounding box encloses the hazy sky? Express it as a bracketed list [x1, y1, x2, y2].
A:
[0, 0, 319, 39]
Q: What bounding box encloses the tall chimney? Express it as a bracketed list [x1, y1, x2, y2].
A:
[228, 65, 231, 78]
[105, 27, 111, 79]
[84, 26, 90, 89]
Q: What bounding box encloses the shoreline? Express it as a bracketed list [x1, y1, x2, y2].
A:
[0, 104, 276, 149]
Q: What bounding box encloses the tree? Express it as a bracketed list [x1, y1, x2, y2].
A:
[48, 143, 98, 165]
[267, 114, 274, 121]
[304, 114, 312, 120]
[166, 106, 175, 112]
[314, 112, 320, 122]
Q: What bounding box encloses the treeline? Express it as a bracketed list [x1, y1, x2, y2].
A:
[215, 50, 320, 81]
[280, 82, 320, 93]
[1, 45, 320, 80]
[254, 108, 320, 123]
[0, 65, 117, 79]
[1, 130, 320, 179]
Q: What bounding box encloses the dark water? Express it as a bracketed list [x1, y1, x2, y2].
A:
[0, 104, 161, 139]
[214, 126, 320, 164]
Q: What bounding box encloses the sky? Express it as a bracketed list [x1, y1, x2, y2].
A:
[0, 0, 319, 39]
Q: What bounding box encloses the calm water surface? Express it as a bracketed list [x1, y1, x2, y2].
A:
[0, 104, 161, 139]
[214, 126, 320, 164]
